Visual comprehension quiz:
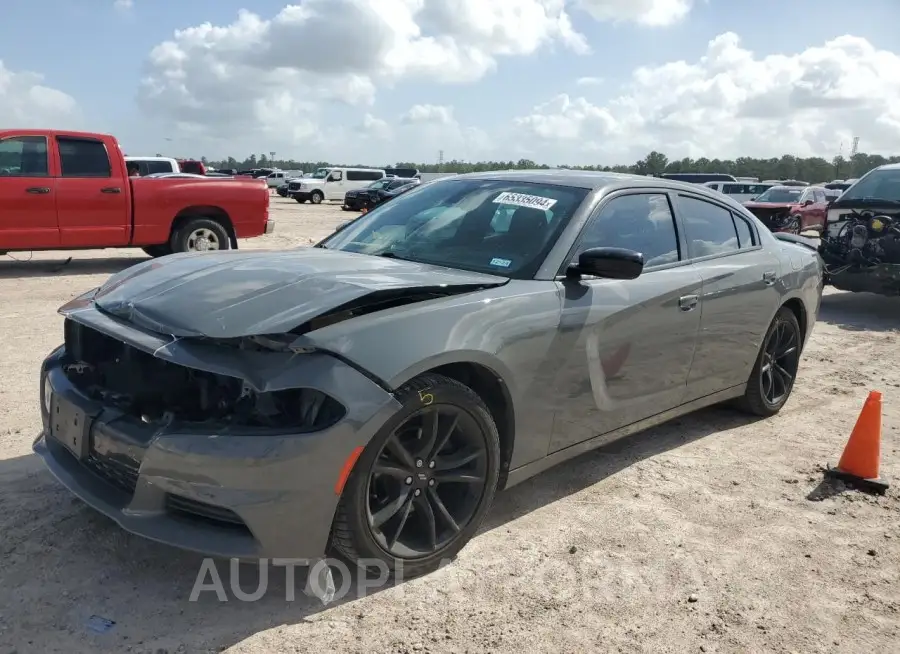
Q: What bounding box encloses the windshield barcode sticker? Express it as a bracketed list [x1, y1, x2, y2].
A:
[490, 257, 512, 268]
[493, 192, 557, 211]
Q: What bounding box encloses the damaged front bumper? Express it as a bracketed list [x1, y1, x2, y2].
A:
[822, 261, 900, 296]
[34, 305, 401, 560]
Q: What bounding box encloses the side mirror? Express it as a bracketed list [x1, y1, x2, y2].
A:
[566, 247, 644, 280]
[803, 199, 813, 206]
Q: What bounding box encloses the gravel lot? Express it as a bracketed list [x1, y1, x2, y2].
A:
[1, 196, 898, 654]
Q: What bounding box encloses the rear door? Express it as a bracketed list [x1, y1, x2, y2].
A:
[548, 191, 703, 452]
[0, 134, 59, 249]
[672, 193, 781, 401]
[55, 136, 129, 247]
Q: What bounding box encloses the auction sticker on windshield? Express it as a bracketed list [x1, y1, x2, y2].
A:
[493, 191, 557, 211]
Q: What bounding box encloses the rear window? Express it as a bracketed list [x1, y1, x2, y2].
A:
[839, 168, 900, 203]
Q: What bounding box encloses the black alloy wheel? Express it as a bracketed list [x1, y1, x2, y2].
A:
[330, 373, 500, 577]
[759, 317, 800, 406]
[737, 307, 802, 416]
[366, 404, 488, 558]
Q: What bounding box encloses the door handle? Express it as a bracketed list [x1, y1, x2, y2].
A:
[678, 294, 699, 311]
[100, 187, 122, 194]
[763, 271, 777, 285]
[25, 187, 51, 194]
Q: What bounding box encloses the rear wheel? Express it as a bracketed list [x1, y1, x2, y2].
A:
[295, 197, 307, 204]
[310, 190, 324, 204]
[170, 217, 230, 254]
[330, 373, 501, 578]
[737, 307, 802, 416]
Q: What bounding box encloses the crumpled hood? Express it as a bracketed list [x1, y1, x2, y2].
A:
[86, 249, 508, 338]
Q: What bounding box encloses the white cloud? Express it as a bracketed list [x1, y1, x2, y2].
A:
[136, 1, 696, 158]
[576, 0, 693, 27]
[401, 104, 455, 125]
[0, 60, 80, 127]
[113, 0, 133, 10]
[575, 76, 604, 86]
[513, 32, 900, 162]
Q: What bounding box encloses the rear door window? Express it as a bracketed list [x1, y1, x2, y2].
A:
[678, 195, 740, 258]
[57, 137, 111, 177]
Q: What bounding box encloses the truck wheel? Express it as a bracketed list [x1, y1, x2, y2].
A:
[142, 245, 171, 258]
[170, 217, 230, 253]
[295, 197, 307, 204]
[310, 191, 324, 204]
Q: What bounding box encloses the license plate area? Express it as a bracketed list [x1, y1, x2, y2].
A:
[49, 393, 92, 460]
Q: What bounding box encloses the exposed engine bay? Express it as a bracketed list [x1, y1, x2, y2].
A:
[747, 207, 798, 233]
[61, 319, 345, 430]
[819, 208, 900, 295]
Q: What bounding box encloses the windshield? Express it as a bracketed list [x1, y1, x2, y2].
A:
[838, 169, 900, 203]
[367, 179, 393, 190]
[311, 168, 330, 179]
[319, 179, 590, 279]
[753, 187, 803, 203]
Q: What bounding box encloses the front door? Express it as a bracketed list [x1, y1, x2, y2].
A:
[0, 135, 59, 249]
[55, 136, 129, 247]
[549, 191, 703, 452]
[671, 193, 782, 401]
[324, 170, 345, 201]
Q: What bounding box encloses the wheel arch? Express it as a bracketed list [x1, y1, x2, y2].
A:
[171, 205, 238, 248]
[780, 295, 808, 348]
[393, 355, 517, 491]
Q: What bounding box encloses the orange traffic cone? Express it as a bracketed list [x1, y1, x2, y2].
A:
[824, 390, 889, 494]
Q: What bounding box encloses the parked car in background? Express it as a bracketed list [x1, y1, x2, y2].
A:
[659, 172, 737, 184]
[289, 167, 386, 204]
[177, 159, 207, 175]
[359, 180, 420, 212]
[124, 156, 180, 176]
[743, 185, 829, 234]
[343, 177, 420, 211]
[383, 167, 420, 179]
[0, 129, 273, 256]
[266, 170, 303, 188]
[703, 181, 774, 203]
[33, 170, 822, 575]
[820, 164, 900, 296]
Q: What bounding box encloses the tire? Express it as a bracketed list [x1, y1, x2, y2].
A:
[141, 244, 171, 257]
[330, 373, 501, 579]
[295, 197, 307, 204]
[169, 217, 230, 254]
[310, 190, 324, 205]
[737, 306, 802, 417]
[784, 215, 801, 235]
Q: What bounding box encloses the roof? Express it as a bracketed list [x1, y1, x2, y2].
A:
[445, 168, 734, 199]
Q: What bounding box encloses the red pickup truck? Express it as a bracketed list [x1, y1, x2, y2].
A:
[0, 129, 273, 257]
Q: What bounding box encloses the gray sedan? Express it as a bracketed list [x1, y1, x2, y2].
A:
[34, 170, 823, 577]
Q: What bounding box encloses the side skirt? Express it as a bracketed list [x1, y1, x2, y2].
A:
[502, 384, 746, 489]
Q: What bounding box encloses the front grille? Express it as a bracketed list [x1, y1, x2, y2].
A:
[288, 182, 303, 191]
[165, 494, 250, 532]
[84, 451, 140, 494]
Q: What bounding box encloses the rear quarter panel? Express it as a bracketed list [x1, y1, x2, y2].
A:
[129, 177, 269, 244]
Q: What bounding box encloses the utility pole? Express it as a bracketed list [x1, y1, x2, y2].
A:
[438, 149, 444, 172]
[850, 137, 859, 157]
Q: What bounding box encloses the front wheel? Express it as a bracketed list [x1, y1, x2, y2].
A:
[310, 190, 324, 204]
[783, 215, 801, 235]
[330, 373, 501, 578]
[170, 217, 230, 253]
[737, 307, 802, 416]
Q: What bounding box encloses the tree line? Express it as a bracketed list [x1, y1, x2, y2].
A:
[202, 150, 900, 182]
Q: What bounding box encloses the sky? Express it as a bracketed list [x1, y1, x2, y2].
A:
[2, 0, 900, 166]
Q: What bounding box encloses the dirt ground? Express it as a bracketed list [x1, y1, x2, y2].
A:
[1, 196, 898, 654]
